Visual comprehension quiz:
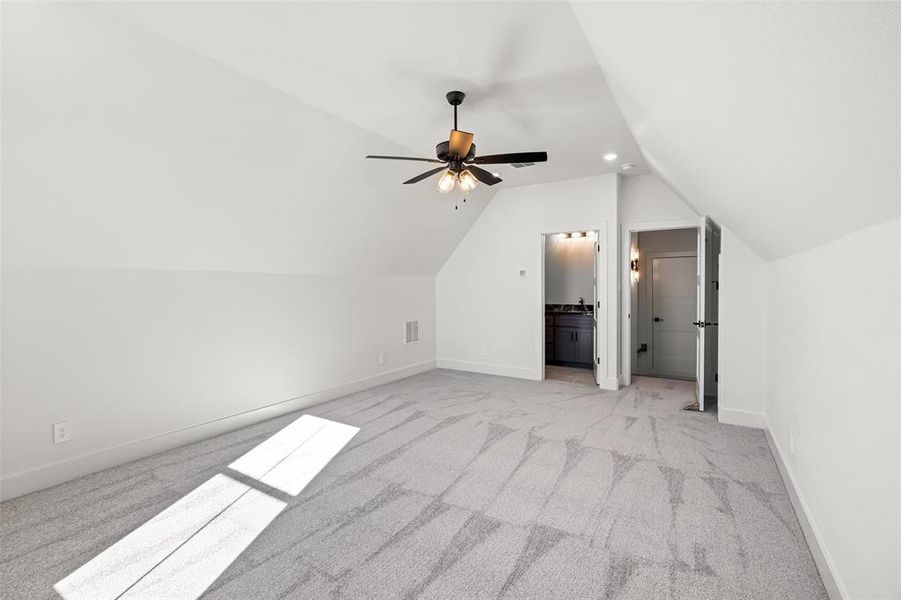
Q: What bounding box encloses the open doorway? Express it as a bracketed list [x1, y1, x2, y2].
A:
[622, 218, 721, 410]
[543, 230, 598, 386]
[631, 228, 698, 380]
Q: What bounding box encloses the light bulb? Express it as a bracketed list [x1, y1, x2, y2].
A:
[437, 170, 456, 194]
[458, 170, 478, 193]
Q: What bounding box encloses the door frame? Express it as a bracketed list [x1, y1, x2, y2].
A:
[538, 225, 610, 389]
[620, 218, 698, 386]
[645, 250, 698, 379]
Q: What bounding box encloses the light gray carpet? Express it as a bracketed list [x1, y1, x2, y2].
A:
[1, 370, 826, 599]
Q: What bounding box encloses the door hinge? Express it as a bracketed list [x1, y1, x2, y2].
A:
[715, 373, 718, 383]
[597, 357, 600, 365]
[714, 280, 719, 290]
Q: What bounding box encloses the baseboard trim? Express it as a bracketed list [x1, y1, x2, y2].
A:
[437, 358, 538, 380]
[764, 421, 846, 600]
[0, 360, 436, 502]
[718, 407, 766, 429]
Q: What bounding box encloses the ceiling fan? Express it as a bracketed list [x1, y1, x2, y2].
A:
[366, 91, 548, 194]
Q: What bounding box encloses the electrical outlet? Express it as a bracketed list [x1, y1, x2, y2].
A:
[480, 345, 488, 356]
[517, 269, 528, 279]
[378, 352, 386, 366]
[53, 421, 72, 444]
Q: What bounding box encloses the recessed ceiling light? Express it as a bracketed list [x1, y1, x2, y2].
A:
[603, 153, 618, 161]
[620, 162, 635, 171]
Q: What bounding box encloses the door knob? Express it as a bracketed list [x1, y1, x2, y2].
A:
[654, 317, 663, 322]
[692, 321, 705, 327]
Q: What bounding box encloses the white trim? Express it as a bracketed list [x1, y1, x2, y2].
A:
[599, 377, 619, 391]
[0, 360, 436, 501]
[437, 358, 538, 380]
[623, 218, 699, 234]
[536, 226, 610, 387]
[620, 218, 698, 387]
[717, 407, 765, 429]
[764, 418, 846, 600]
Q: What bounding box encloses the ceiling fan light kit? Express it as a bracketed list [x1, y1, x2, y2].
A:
[365, 90, 548, 197]
[437, 170, 457, 193]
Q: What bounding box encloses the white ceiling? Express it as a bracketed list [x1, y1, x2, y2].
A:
[97, 1, 647, 188]
[572, 2, 901, 259]
[3, 3, 500, 276]
[10, 2, 895, 268]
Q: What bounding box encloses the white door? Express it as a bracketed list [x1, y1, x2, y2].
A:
[651, 256, 697, 379]
[695, 216, 712, 409]
[593, 239, 600, 385]
[706, 226, 721, 399]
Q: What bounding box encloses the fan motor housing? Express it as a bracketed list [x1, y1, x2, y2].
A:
[436, 141, 476, 163]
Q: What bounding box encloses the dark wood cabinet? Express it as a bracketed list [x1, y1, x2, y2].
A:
[545, 313, 593, 368]
[554, 327, 576, 362]
[574, 328, 593, 364]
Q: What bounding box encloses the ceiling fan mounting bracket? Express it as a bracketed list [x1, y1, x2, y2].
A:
[445, 91, 465, 106]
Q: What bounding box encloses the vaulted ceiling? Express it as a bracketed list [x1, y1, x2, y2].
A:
[4, 2, 897, 272]
[571, 2, 901, 259]
[3, 2, 645, 277]
[98, 1, 648, 188]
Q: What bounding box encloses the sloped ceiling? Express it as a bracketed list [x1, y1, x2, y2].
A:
[97, 1, 646, 189]
[11, 3, 888, 269]
[3, 2, 646, 277]
[572, 2, 901, 260]
[1, 3, 488, 276]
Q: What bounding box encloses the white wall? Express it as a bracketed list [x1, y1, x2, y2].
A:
[632, 228, 697, 375]
[618, 174, 698, 384]
[619, 174, 698, 225]
[544, 234, 595, 305]
[0, 3, 450, 499]
[436, 175, 619, 386]
[717, 227, 768, 428]
[1, 268, 435, 499]
[765, 217, 899, 599]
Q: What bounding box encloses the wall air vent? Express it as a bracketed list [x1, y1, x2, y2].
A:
[404, 320, 420, 344]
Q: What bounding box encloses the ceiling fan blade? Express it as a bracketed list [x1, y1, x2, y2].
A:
[448, 130, 474, 158]
[402, 166, 447, 185]
[471, 152, 547, 165]
[466, 165, 502, 186]
[366, 155, 445, 164]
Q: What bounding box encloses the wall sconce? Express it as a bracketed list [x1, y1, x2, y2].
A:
[571, 231, 586, 238]
[630, 256, 640, 283]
